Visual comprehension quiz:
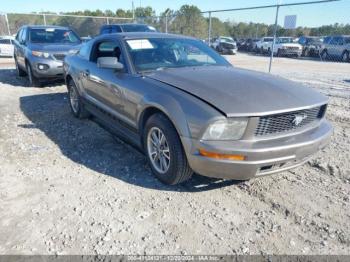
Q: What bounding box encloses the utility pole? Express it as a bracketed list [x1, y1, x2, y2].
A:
[208, 11, 212, 45]
[268, 4, 280, 73]
[43, 14, 47, 25]
[132, 1, 135, 22]
[5, 13, 11, 35]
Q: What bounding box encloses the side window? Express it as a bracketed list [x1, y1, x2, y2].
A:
[0, 39, 11, 44]
[111, 26, 122, 33]
[91, 40, 125, 66]
[78, 42, 92, 60]
[16, 29, 22, 41]
[101, 27, 110, 35]
[330, 37, 339, 45]
[20, 28, 27, 43]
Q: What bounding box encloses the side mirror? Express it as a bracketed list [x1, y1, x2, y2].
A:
[97, 57, 124, 71]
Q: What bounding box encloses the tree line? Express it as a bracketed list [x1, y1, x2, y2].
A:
[3, 5, 350, 38]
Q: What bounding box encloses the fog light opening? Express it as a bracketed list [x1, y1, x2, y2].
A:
[37, 64, 49, 70]
[198, 149, 245, 161]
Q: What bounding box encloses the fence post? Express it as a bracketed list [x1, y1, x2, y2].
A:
[43, 14, 47, 25]
[165, 15, 168, 33]
[208, 11, 212, 45]
[268, 5, 280, 73]
[5, 13, 11, 35]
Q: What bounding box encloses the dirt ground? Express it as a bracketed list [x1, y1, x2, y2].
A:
[0, 53, 349, 255]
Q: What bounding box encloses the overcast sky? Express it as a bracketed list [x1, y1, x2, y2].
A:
[1, 0, 349, 27]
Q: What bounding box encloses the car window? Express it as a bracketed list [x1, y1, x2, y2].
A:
[19, 28, 26, 43]
[126, 37, 230, 72]
[111, 26, 122, 33]
[100, 27, 110, 34]
[0, 39, 11, 44]
[120, 24, 156, 32]
[90, 40, 125, 66]
[345, 37, 350, 44]
[16, 29, 22, 41]
[29, 28, 81, 44]
[78, 41, 92, 60]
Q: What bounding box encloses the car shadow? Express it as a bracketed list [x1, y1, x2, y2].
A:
[0, 68, 64, 87]
[19, 92, 243, 192]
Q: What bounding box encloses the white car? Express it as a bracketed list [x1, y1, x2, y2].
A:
[0, 36, 14, 57]
[211, 36, 237, 55]
[269, 37, 303, 57]
[256, 37, 274, 53]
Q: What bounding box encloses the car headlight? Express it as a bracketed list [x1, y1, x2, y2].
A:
[201, 118, 248, 141]
[32, 51, 50, 58]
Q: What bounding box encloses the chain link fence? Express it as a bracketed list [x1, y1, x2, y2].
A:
[0, 0, 349, 76]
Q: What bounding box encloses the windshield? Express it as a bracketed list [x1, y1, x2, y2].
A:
[264, 38, 273, 42]
[220, 37, 234, 43]
[277, 38, 294, 43]
[126, 38, 230, 72]
[29, 28, 81, 44]
[121, 24, 157, 32]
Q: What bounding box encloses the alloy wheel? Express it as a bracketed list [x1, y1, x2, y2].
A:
[69, 86, 79, 114]
[147, 127, 170, 174]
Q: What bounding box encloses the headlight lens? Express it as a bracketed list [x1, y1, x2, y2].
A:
[201, 118, 248, 141]
[32, 51, 50, 58]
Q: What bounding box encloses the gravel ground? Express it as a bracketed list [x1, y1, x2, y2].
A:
[0, 54, 349, 255]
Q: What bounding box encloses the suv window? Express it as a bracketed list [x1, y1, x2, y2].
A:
[90, 40, 125, 66]
[345, 37, 350, 44]
[16, 29, 22, 41]
[111, 26, 122, 33]
[101, 27, 110, 34]
[0, 39, 12, 44]
[78, 41, 92, 60]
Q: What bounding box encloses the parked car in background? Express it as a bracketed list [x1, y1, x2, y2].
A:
[211, 36, 237, 54]
[256, 37, 273, 54]
[100, 23, 157, 35]
[13, 25, 82, 87]
[298, 36, 323, 57]
[81, 36, 92, 42]
[268, 37, 302, 57]
[320, 35, 350, 62]
[63, 32, 332, 185]
[0, 36, 14, 57]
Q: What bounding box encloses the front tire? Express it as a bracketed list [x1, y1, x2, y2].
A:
[321, 50, 328, 60]
[15, 57, 26, 77]
[67, 79, 90, 119]
[143, 113, 193, 185]
[341, 51, 349, 62]
[26, 63, 41, 87]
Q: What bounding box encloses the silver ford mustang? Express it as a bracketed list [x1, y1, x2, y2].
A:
[63, 32, 332, 185]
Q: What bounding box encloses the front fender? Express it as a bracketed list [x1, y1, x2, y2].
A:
[137, 92, 191, 138]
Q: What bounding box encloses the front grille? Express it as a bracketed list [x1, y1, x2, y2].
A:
[221, 42, 236, 49]
[53, 54, 66, 61]
[255, 105, 326, 137]
[286, 46, 299, 50]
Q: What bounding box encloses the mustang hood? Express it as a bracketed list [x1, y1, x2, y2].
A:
[146, 66, 328, 117]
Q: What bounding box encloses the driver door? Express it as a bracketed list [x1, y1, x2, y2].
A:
[81, 39, 128, 116]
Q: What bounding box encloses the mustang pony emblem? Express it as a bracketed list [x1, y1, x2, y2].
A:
[292, 114, 308, 126]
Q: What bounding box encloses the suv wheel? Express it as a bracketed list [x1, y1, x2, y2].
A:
[26, 63, 41, 87]
[15, 58, 26, 77]
[68, 79, 90, 119]
[341, 51, 349, 62]
[321, 50, 328, 60]
[143, 113, 193, 185]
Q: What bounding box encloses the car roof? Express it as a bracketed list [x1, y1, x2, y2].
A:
[26, 25, 71, 30]
[102, 23, 149, 27]
[95, 32, 196, 41]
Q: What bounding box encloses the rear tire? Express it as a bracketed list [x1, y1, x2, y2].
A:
[321, 50, 328, 60]
[143, 113, 193, 185]
[15, 57, 26, 77]
[26, 63, 41, 87]
[341, 51, 349, 62]
[67, 79, 90, 119]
